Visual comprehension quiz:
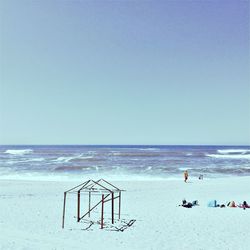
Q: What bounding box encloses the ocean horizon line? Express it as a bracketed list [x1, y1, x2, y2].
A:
[1, 144, 250, 147]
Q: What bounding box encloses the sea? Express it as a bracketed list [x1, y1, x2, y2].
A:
[0, 145, 250, 181]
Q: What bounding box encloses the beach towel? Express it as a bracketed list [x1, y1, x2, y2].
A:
[238, 205, 250, 209]
[207, 200, 218, 207]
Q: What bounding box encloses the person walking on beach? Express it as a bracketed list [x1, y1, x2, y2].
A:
[184, 170, 188, 183]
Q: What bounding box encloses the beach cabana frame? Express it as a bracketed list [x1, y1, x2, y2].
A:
[62, 179, 124, 229]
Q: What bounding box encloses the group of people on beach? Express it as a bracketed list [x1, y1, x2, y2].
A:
[183, 170, 203, 182]
[208, 200, 250, 210]
[181, 170, 249, 210]
[179, 199, 199, 208]
[179, 199, 250, 210]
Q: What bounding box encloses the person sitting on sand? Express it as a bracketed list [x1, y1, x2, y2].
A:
[184, 170, 188, 183]
[181, 199, 192, 208]
[242, 201, 250, 210]
[227, 201, 237, 207]
[180, 199, 198, 208]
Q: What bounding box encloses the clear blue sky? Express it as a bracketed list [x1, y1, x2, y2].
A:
[0, 0, 249, 145]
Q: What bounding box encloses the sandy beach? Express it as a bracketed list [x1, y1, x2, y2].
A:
[2, 0, 249, 249]
[0, 176, 250, 250]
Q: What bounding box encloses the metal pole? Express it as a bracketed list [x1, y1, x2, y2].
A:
[62, 192, 67, 229]
[88, 191, 91, 217]
[101, 194, 104, 229]
[111, 192, 114, 224]
[66, 180, 90, 193]
[79, 194, 110, 221]
[118, 191, 121, 220]
[77, 191, 80, 222]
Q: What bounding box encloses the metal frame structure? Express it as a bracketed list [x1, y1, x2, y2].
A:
[62, 179, 124, 229]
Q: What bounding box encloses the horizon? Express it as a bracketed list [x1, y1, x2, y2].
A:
[1, 144, 249, 147]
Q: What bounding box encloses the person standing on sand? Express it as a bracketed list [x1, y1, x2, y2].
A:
[184, 170, 188, 182]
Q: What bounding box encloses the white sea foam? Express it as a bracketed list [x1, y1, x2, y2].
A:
[243, 166, 250, 169]
[6, 158, 45, 164]
[112, 153, 122, 156]
[53, 154, 94, 163]
[207, 154, 250, 160]
[139, 148, 158, 151]
[0, 171, 172, 181]
[22, 158, 45, 162]
[81, 156, 94, 159]
[179, 167, 193, 171]
[217, 149, 250, 154]
[30, 158, 45, 162]
[5, 149, 33, 155]
[52, 156, 74, 163]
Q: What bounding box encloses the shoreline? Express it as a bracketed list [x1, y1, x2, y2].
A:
[1, 173, 250, 183]
[1, 170, 249, 183]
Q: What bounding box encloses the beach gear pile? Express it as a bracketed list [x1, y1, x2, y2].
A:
[180, 200, 250, 209]
[207, 200, 250, 209]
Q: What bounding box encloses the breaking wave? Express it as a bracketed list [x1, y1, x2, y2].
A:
[111, 152, 162, 157]
[54, 166, 93, 171]
[139, 148, 158, 151]
[5, 149, 33, 155]
[207, 154, 250, 160]
[179, 167, 193, 171]
[53, 154, 94, 163]
[6, 158, 45, 164]
[217, 149, 250, 154]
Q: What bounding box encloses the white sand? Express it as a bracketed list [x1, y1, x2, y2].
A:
[0, 176, 250, 250]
